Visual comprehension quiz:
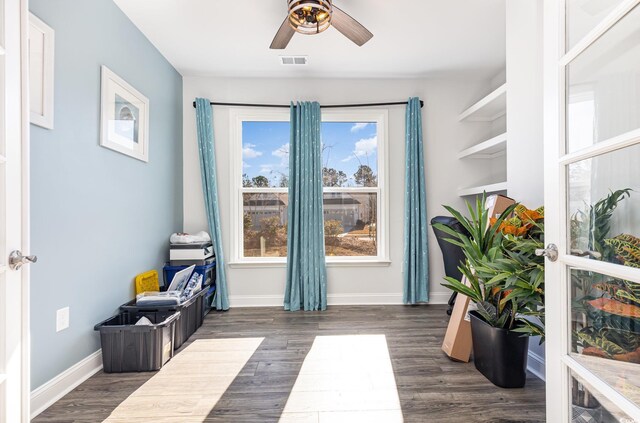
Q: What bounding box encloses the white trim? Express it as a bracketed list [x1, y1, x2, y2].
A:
[425, 291, 451, 304]
[229, 292, 450, 307]
[561, 255, 640, 285]
[327, 293, 403, 305]
[326, 259, 391, 267]
[560, 0, 639, 67]
[30, 350, 103, 419]
[21, 0, 31, 418]
[543, 0, 568, 419]
[229, 259, 392, 268]
[28, 12, 54, 129]
[527, 350, 546, 381]
[559, 127, 640, 166]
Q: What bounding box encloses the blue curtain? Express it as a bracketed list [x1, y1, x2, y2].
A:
[195, 98, 229, 311]
[284, 101, 327, 311]
[403, 97, 429, 304]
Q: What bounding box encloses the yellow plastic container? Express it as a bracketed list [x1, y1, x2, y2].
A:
[135, 270, 160, 295]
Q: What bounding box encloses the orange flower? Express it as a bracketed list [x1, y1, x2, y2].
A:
[519, 209, 543, 222]
[502, 225, 517, 235]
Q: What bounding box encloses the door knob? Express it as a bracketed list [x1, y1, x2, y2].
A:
[9, 250, 38, 271]
[535, 244, 558, 262]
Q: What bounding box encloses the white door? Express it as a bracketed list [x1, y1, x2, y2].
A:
[544, 0, 640, 421]
[0, 0, 29, 421]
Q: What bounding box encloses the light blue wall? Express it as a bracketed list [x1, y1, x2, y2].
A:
[29, 0, 183, 388]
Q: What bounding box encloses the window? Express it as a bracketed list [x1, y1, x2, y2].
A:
[230, 109, 388, 265]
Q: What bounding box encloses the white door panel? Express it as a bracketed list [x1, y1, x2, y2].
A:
[544, 0, 640, 421]
[0, 0, 28, 421]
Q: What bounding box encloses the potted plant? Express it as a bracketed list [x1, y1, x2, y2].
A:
[433, 195, 545, 388]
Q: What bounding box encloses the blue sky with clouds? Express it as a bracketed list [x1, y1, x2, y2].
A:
[242, 121, 378, 187]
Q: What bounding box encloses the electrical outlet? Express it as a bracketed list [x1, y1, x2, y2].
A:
[56, 307, 69, 332]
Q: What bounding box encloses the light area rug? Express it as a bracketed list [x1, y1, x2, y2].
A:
[102, 337, 264, 423]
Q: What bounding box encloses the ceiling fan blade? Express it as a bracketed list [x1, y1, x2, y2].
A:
[270, 17, 295, 49]
[331, 5, 373, 46]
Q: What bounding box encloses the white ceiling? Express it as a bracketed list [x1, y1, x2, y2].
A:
[114, 0, 506, 79]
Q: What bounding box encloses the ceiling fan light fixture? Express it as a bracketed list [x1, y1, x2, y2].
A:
[287, 0, 332, 35]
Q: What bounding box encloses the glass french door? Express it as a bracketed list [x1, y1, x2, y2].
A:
[544, 0, 640, 421]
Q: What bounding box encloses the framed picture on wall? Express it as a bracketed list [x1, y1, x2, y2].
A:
[100, 65, 149, 162]
[29, 13, 55, 129]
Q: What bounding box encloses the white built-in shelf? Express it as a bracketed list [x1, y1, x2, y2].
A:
[457, 132, 507, 159]
[457, 181, 508, 197]
[458, 83, 507, 122]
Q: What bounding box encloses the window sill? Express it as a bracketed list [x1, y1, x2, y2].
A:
[228, 259, 392, 269]
[228, 261, 286, 269]
[327, 259, 391, 267]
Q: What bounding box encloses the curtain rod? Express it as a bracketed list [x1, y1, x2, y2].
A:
[191, 100, 424, 109]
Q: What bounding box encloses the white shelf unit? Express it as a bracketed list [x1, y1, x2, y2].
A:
[458, 83, 507, 122]
[457, 181, 508, 197]
[457, 132, 507, 160]
[457, 80, 508, 197]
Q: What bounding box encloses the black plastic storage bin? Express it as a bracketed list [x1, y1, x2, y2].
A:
[203, 284, 216, 317]
[120, 288, 207, 350]
[94, 310, 179, 373]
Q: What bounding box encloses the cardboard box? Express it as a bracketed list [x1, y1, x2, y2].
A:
[485, 194, 516, 222]
[441, 194, 515, 362]
[441, 280, 472, 362]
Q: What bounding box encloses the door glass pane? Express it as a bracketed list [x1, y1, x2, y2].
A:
[570, 267, 640, 409]
[570, 369, 634, 422]
[566, 5, 640, 153]
[566, 0, 625, 50]
[568, 144, 640, 266]
[243, 192, 288, 257]
[323, 192, 377, 257]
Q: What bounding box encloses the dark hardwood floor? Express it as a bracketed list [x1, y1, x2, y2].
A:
[34, 305, 546, 423]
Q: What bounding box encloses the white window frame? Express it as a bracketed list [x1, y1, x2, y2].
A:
[229, 107, 390, 267]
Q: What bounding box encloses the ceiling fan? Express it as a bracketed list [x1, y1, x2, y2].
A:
[270, 0, 373, 49]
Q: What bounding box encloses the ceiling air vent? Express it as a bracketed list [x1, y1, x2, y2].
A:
[280, 55, 309, 65]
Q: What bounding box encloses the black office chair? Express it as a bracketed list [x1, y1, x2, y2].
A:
[430, 216, 470, 316]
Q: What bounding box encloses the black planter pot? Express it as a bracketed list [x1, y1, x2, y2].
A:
[469, 310, 530, 388]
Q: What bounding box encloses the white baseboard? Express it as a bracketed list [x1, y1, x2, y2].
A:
[229, 294, 283, 307]
[31, 350, 103, 419]
[229, 291, 450, 307]
[328, 293, 403, 305]
[527, 350, 546, 381]
[427, 292, 451, 305]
